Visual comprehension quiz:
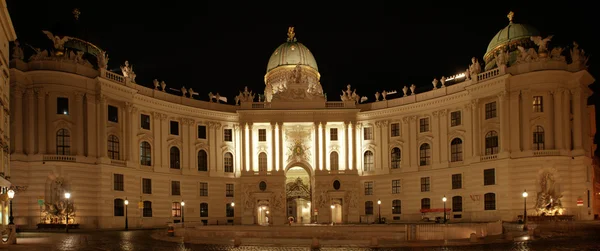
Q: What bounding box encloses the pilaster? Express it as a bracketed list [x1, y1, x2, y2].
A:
[521, 90, 532, 151]
[75, 92, 84, 156]
[498, 91, 509, 153]
[36, 89, 46, 154]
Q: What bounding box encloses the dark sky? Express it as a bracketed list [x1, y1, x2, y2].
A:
[7, 1, 598, 104]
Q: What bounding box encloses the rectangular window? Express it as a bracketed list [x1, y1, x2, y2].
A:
[108, 105, 119, 123]
[485, 102, 497, 119]
[142, 178, 152, 194]
[226, 203, 234, 217]
[363, 127, 373, 140]
[258, 129, 266, 141]
[484, 193, 496, 210]
[141, 114, 151, 130]
[450, 111, 461, 127]
[171, 181, 181, 195]
[421, 198, 431, 209]
[392, 200, 401, 214]
[200, 203, 209, 217]
[170, 121, 179, 135]
[364, 181, 373, 195]
[452, 174, 462, 189]
[365, 201, 374, 215]
[484, 168, 495, 186]
[57, 97, 69, 115]
[392, 179, 401, 194]
[452, 196, 463, 212]
[419, 118, 429, 132]
[226, 184, 234, 197]
[421, 177, 430, 192]
[114, 174, 124, 191]
[200, 182, 208, 196]
[330, 128, 338, 141]
[224, 129, 233, 142]
[143, 201, 152, 217]
[198, 125, 207, 139]
[533, 96, 544, 112]
[390, 123, 400, 137]
[171, 202, 181, 217]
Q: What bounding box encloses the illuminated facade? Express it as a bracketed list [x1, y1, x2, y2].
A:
[8, 14, 598, 229]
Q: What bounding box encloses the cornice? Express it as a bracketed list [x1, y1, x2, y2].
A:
[134, 94, 238, 121]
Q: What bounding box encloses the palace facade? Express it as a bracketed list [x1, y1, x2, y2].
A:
[8, 13, 599, 229]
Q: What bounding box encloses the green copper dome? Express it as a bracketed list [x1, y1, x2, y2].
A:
[486, 22, 540, 54]
[266, 28, 318, 72]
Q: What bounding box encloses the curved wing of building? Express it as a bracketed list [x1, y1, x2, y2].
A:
[7, 12, 598, 229]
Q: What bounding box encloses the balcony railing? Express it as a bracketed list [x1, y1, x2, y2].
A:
[480, 154, 498, 161]
[43, 155, 76, 162]
[533, 150, 561, 156]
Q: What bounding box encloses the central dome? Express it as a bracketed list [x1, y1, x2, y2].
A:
[266, 28, 318, 73]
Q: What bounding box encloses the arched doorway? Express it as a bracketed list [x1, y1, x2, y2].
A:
[256, 200, 270, 226]
[285, 166, 312, 224]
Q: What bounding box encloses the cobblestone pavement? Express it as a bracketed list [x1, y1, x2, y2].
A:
[1, 226, 599, 251]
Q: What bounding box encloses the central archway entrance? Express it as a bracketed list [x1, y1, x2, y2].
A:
[285, 166, 312, 224]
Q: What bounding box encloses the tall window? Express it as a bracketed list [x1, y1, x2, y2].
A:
[198, 150, 208, 171]
[170, 147, 180, 169]
[391, 147, 401, 169]
[450, 138, 463, 162]
[141, 114, 151, 130]
[364, 181, 373, 195]
[392, 179, 401, 194]
[56, 128, 71, 155]
[57, 97, 69, 115]
[484, 193, 496, 210]
[171, 202, 181, 217]
[364, 127, 373, 140]
[392, 200, 401, 214]
[365, 201, 374, 215]
[170, 121, 179, 135]
[484, 168, 496, 186]
[419, 143, 431, 166]
[140, 141, 151, 166]
[114, 199, 124, 216]
[533, 126, 545, 150]
[142, 178, 152, 194]
[533, 96, 544, 112]
[258, 129, 266, 141]
[421, 198, 431, 210]
[330, 152, 339, 171]
[450, 111, 461, 126]
[224, 152, 234, 173]
[330, 128, 338, 141]
[143, 201, 152, 217]
[226, 184, 234, 197]
[113, 173, 124, 191]
[200, 182, 208, 196]
[390, 123, 400, 137]
[226, 203, 234, 217]
[108, 135, 120, 160]
[420, 177, 430, 192]
[452, 174, 462, 189]
[258, 152, 267, 171]
[363, 151, 374, 171]
[108, 105, 119, 123]
[200, 203, 209, 217]
[171, 181, 180, 195]
[224, 129, 233, 142]
[419, 118, 430, 132]
[452, 196, 463, 212]
[198, 125, 207, 139]
[485, 101, 497, 119]
[485, 131, 499, 155]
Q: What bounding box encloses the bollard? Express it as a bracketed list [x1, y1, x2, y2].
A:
[311, 237, 320, 249]
[370, 237, 378, 248]
[469, 233, 478, 243]
[234, 236, 242, 247]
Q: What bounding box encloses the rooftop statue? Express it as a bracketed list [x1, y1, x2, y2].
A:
[287, 26, 296, 42]
[516, 45, 538, 64]
[11, 40, 24, 60]
[440, 76, 446, 87]
[570, 41, 588, 66]
[42, 30, 71, 56]
[97, 51, 109, 69]
[531, 35, 554, 55]
[153, 79, 159, 89]
[495, 50, 509, 67]
[431, 78, 439, 89]
[468, 57, 482, 76]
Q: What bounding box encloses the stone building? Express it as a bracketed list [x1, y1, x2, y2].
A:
[8, 13, 598, 229]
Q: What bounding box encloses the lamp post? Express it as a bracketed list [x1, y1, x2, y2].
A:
[180, 201, 185, 225]
[522, 190, 528, 230]
[330, 204, 335, 225]
[231, 202, 235, 225]
[64, 192, 71, 233]
[124, 198, 129, 230]
[377, 199, 382, 224]
[7, 189, 14, 225]
[442, 195, 447, 224]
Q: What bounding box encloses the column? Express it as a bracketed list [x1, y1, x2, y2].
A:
[318, 122, 323, 170]
[409, 116, 418, 168]
[508, 91, 521, 152]
[498, 91, 509, 152]
[182, 119, 190, 170]
[562, 90, 571, 150]
[275, 123, 280, 171]
[127, 104, 137, 163]
[355, 123, 362, 172]
[214, 123, 222, 172]
[348, 122, 354, 170]
[521, 90, 532, 151]
[572, 88, 583, 150]
[463, 104, 473, 159]
[85, 94, 97, 157]
[471, 99, 481, 156]
[341, 122, 347, 170]
[24, 89, 35, 155]
[190, 120, 197, 171]
[12, 87, 23, 154]
[98, 95, 108, 158]
[312, 123, 318, 170]
[432, 112, 441, 165]
[374, 121, 382, 170]
[380, 120, 389, 170]
[248, 123, 253, 171]
[314, 122, 319, 171]
[36, 89, 46, 154]
[553, 89, 564, 150]
[401, 117, 410, 167]
[234, 123, 242, 173]
[547, 91, 555, 149]
[268, 123, 274, 171]
[278, 123, 284, 170]
[321, 122, 327, 170]
[75, 92, 84, 156]
[244, 123, 250, 172]
[152, 112, 163, 168]
[439, 110, 448, 163]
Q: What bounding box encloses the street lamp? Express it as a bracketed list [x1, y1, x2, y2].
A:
[330, 204, 335, 225]
[65, 192, 71, 233]
[377, 199, 382, 224]
[180, 201, 185, 224]
[442, 196, 447, 224]
[124, 198, 129, 230]
[522, 190, 528, 230]
[7, 189, 14, 225]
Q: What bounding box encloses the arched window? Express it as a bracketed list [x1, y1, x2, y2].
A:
[450, 138, 463, 162]
[365, 201, 374, 215]
[114, 198, 124, 216]
[224, 152, 233, 173]
[198, 150, 208, 171]
[170, 146, 180, 169]
[533, 126, 545, 150]
[391, 147, 401, 169]
[484, 193, 496, 210]
[143, 201, 152, 217]
[258, 152, 267, 172]
[452, 196, 462, 212]
[108, 135, 120, 160]
[56, 128, 71, 155]
[140, 141, 151, 166]
[200, 203, 208, 217]
[363, 151, 374, 171]
[419, 143, 431, 166]
[421, 198, 431, 210]
[330, 152, 339, 171]
[485, 131, 499, 155]
[392, 200, 401, 214]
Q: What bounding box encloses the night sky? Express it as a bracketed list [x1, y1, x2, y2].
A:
[7, 2, 598, 111]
